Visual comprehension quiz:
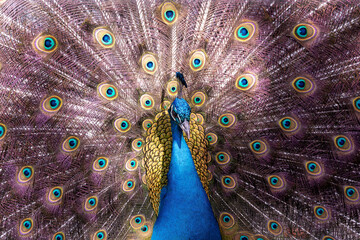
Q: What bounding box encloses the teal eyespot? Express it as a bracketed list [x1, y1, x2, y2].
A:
[189, 50, 206, 72]
[33, 34, 58, 53]
[126, 158, 138, 171]
[20, 218, 34, 235]
[216, 152, 230, 165]
[218, 113, 236, 128]
[135, 217, 142, 224]
[160, 2, 178, 25]
[253, 142, 261, 151]
[97, 232, 104, 239]
[68, 138, 77, 149]
[146, 61, 155, 71]
[292, 77, 315, 94]
[267, 175, 285, 190]
[120, 120, 128, 130]
[49, 97, 60, 109]
[279, 116, 299, 133]
[44, 37, 55, 50]
[314, 206, 329, 220]
[85, 196, 98, 211]
[101, 33, 113, 45]
[336, 137, 346, 147]
[140, 94, 155, 110]
[114, 118, 131, 133]
[141, 225, 148, 232]
[344, 186, 359, 202]
[222, 175, 236, 189]
[145, 99, 152, 107]
[192, 58, 202, 68]
[171, 86, 176, 92]
[164, 10, 175, 22]
[267, 220, 282, 235]
[123, 179, 135, 192]
[219, 212, 235, 229]
[293, 23, 317, 42]
[23, 220, 32, 229]
[141, 53, 158, 75]
[353, 97, 360, 112]
[223, 216, 230, 222]
[62, 136, 80, 152]
[296, 26, 307, 37]
[48, 186, 63, 203]
[23, 167, 32, 178]
[132, 138, 144, 151]
[234, 21, 257, 42]
[52, 232, 65, 240]
[334, 135, 352, 152]
[250, 139, 268, 155]
[105, 87, 116, 98]
[130, 215, 145, 229]
[93, 230, 107, 240]
[18, 166, 34, 183]
[0, 124, 5, 139]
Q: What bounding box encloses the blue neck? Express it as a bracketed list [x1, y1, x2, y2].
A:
[151, 119, 221, 240]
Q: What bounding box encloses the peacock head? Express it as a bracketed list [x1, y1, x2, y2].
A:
[169, 72, 191, 139]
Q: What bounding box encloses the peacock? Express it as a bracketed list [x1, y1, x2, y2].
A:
[1, 0, 360, 239]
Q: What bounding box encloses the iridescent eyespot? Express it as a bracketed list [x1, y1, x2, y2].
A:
[93, 27, 115, 48]
[48, 186, 63, 204]
[292, 77, 315, 94]
[254, 235, 269, 240]
[140, 94, 155, 110]
[138, 222, 153, 237]
[353, 97, 360, 112]
[161, 101, 171, 111]
[234, 232, 253, 240]
[218, 113, 236, 128]
[334, 135, 352, 152]
[52, 232, 65, 240]
[344, 186, 359, 202]
[292, 23, 318, 42]
[20, 218, 34, 235]
[142, 119, 153, 131]
[314, 206, 329, 220]
[62, 136, 80, 152]
[221, 175, 236, 189]
[215, 152, 230, 165]
[33, 34, 58, 53]
[123, 179, 135, 192]
[305, 161, 322, 176]
[18, 166, 34, 184]
[234, 21, 257, 42]
[84, 196, 98, 211]
[205, 133, 217, 145]
[160, 2, 178, 25]
[92, 230, 107, 240]
[0, 123, 7, 140]
[114, 118, 131, 133]
[97, 83, 118, 101]
[235, 73, 257, 91]
[141, 53, 158, 75]
[267, 220, 282, 236]
[41, 95, 63, 113]
[249, 140, 268, 155]
[93, 157, 109, 172]
[279, 116, 299, 133]
[132, 138, 144, 151]
[189, 49, 207, 72]
[126, 158, 138, 171]
[219, 212, 235, 229]
[267, 175, 285, 190]
[130, 215, 146, 229]
[191, 92, 206, 107]
[167, 80, 179, 96]
[322, 236, 335, 240]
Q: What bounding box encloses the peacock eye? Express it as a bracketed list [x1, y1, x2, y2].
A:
[20, 218, 34, 235]
[48, 186, 63, 203]
[140, 225, 149, 232]
[132, 138, 144, 151]
[0, 123, 7, 140]
[84, 196, 98, 211]
[130, 215, 145, 229]
[93, 230, 107, 240]
[160, 2, 178, 25]
[218, 212, 235, 229]
[234, 21, 257, 42]
[292, 77, 315, 94]
[33, 34, 58, 53]
[314, 206, 329, 220]
[267, 220, 282, 236]
[344, 186, 359, 202]
[279, 116, 299, 133]
[234, 232, 254, 240]
[142, 119, 153, 131]
[221, 175, 236, 189]
[254, 235, 268, 240]
[41, 95, 63, 113]
[126, 158, 138, 171]
[322, 236, 335, 240]
[218, 113, 236, 128]
[140, 94, 155, 110]
[123, 179, 136, 192]
[18, 166, 34, 184]
[189, 49, 207, 72]
[191, 92, 206, 107]
[205, 133, 217, 145]
[215, 152, 230, 165]
[292, 23, 318, 42]
[235, 73, 257, 91]
[114, 118, 131, 133]
[93, 27, 115, 48]
[141, 53, 158, 75]
[52, 232, 65, 240]
[93, 157, 109, 172]
[167, 80, 179, 96]
[97, 83, 118, 101]
[305, 161, 322, 176]
[249, 140, 268, 155]
[353, 97, 360, 112]
[62, 136, 80, 152]
[267, 175, 285, 189]
[334, 135, 352, 152]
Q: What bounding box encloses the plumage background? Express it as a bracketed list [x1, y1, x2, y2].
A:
[0, 0, 360, 239]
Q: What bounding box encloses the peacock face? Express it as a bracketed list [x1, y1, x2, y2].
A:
[169, 98, 191, 138]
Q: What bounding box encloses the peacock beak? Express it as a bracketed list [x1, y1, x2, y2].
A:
[179, 119, 190, 139]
